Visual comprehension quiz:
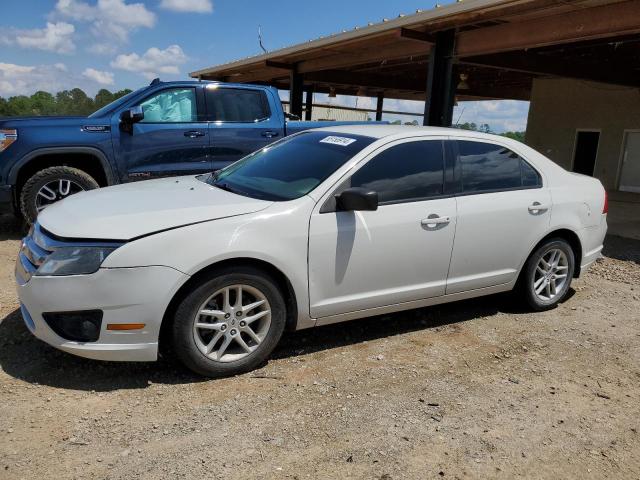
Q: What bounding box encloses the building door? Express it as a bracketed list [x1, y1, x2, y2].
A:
[573, 130, 600, 176]
[619, 131, 640, 193]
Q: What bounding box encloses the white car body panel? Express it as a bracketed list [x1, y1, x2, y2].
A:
[38, 175, 272, 240]
[16, 125, 608, 361]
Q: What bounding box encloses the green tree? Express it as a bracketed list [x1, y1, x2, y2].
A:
[6, 96, 33, 116]
[30, 91, 56, 116]
[500, 131, 526, 143]
[0, 87, 135, 117]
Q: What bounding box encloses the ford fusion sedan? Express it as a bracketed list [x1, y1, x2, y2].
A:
[16, 125, 607, 377]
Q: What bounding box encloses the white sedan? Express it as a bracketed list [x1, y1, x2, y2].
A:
[16, 125, 607, 377]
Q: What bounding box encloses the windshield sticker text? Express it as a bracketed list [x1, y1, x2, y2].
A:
[319, 136, 357, 146]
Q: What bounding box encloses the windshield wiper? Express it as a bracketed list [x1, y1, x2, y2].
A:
[213, 181, 246, 196]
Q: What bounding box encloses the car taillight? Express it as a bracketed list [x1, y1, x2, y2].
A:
[0, 129, 18, 152]
[602, 190, 608, 214]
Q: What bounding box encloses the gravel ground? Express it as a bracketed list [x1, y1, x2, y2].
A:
[0, 213, 639, 479]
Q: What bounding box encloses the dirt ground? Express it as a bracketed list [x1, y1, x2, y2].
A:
[0, 213, 638, 480]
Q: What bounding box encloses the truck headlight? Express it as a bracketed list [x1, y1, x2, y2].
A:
[0, 129, 18, 153]
[35, 246, 118, 276]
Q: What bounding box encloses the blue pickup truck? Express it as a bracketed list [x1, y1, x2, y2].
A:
[0, 79, 373, 222]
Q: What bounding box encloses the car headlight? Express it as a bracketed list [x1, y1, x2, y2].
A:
[35, 246, 119, 276]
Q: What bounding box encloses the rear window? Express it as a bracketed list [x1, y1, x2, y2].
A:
[206, 87, 270, 122]
[457, 140, 541, 193]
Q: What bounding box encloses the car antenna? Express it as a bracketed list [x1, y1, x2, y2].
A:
[149, 78, 161, 86]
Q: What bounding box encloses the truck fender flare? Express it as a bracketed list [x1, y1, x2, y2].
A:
[9, 146, 117, 186]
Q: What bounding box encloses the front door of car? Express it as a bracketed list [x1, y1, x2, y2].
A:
[205, 86, 284, 171]
[308, 138, 457, 319]
[114, 87, 211, 180]
[445, 139, 551, 294]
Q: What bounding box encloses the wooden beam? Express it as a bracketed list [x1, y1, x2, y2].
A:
[265, 60, 295, 70]
[460, 52, 640, 88]
[375, 94, 384, 121]
[297, 41, 430, 73]
[305, 69, 426, 91]
[397, 28, 436, 43]
[456, 1, 640, 57]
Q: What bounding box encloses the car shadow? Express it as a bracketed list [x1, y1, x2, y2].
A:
[0, 214, 26, 241]
[0, 289, 565, 391]
[602, 234, 640, 265]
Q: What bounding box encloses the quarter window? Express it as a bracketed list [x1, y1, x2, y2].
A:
[350, 140, 445, 203]
[206, 88, 270, 122]
[457, 140, 541, 193]
[139, 88, 197, 123]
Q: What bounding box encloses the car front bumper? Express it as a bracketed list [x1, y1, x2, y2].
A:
[16, 265, 188, 361]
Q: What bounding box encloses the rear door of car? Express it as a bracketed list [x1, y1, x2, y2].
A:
[445, 138, 551, 294]
[205, 86, 284, 171]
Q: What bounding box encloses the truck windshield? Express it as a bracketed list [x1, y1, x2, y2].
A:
[88, 88, 144, 118]
[207, 131, 376, 201]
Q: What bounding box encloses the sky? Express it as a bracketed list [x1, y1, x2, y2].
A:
[0, 0, 529, 132]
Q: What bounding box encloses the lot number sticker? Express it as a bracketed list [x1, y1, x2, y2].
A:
[319, 136, 357, 146]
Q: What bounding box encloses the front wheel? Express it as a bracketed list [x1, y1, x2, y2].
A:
[521, 238, 575, 311]
[20, 166, 99, 223]
[171, 267, 286, 378]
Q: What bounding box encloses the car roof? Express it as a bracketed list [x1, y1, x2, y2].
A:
[312, 124, 514, 143]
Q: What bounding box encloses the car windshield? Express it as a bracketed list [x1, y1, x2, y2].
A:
[88, 88, 144, 118]
[206, 131, 376, 201]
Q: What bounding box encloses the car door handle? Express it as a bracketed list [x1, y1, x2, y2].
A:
[421, 215, 451, 226]
[261, 131, 279, 138]
[528, 202, 550, 213]
[184, 130, 205, 138]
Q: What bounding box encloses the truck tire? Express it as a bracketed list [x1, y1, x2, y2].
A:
[20, 166, 99, 223]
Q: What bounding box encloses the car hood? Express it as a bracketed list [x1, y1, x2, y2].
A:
[37, 176, 272, 241]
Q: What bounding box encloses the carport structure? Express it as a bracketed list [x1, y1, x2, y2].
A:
[191, 0, 640, 125]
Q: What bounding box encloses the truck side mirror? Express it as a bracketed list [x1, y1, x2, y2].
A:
[335, 187, 378, 212]
[119, 106, 144, 134]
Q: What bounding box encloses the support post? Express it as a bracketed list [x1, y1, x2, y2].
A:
[423, 29, 457, 127]
[304, 87, 314, 121]
[375, 93, 384, 121]
[289, 68, 304, 119]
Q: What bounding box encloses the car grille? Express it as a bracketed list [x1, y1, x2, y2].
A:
[16, 223, 58, 285]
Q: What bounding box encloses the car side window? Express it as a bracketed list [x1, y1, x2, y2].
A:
[139, 88, 197, 123]
[457, 140, 541, 193]
[349, 140, 445, 204]
[206, 88, 270, 122]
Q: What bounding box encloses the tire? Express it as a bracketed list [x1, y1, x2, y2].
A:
[171, 266, 287, 378]
[520, 238, 575, 311]
[20, 166, 99, 223]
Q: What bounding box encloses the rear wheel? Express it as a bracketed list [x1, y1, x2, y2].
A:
[20, 166, 99, 223]
[171, 267, 286, 378]
[521, 238, 575, 311]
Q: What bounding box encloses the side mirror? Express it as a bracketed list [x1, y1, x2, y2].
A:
[335, 187, 378, 212]
[120, 106, 144, 124]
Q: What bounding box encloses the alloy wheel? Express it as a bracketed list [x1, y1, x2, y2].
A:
[532, 248, 569, 301]
[35, 179, 86, 212]
[192, 284, 271, 363]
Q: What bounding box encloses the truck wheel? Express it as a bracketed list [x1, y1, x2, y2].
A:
[171, 266, 287, 378]
[20, 166, 99, 223]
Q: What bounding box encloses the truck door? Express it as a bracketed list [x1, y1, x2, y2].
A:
[114, 86, 211, 180]
[205, 86, 284, 170]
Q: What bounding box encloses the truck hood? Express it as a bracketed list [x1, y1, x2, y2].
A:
[37, 176, 272, 241]
[0, 116, 88, 128]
